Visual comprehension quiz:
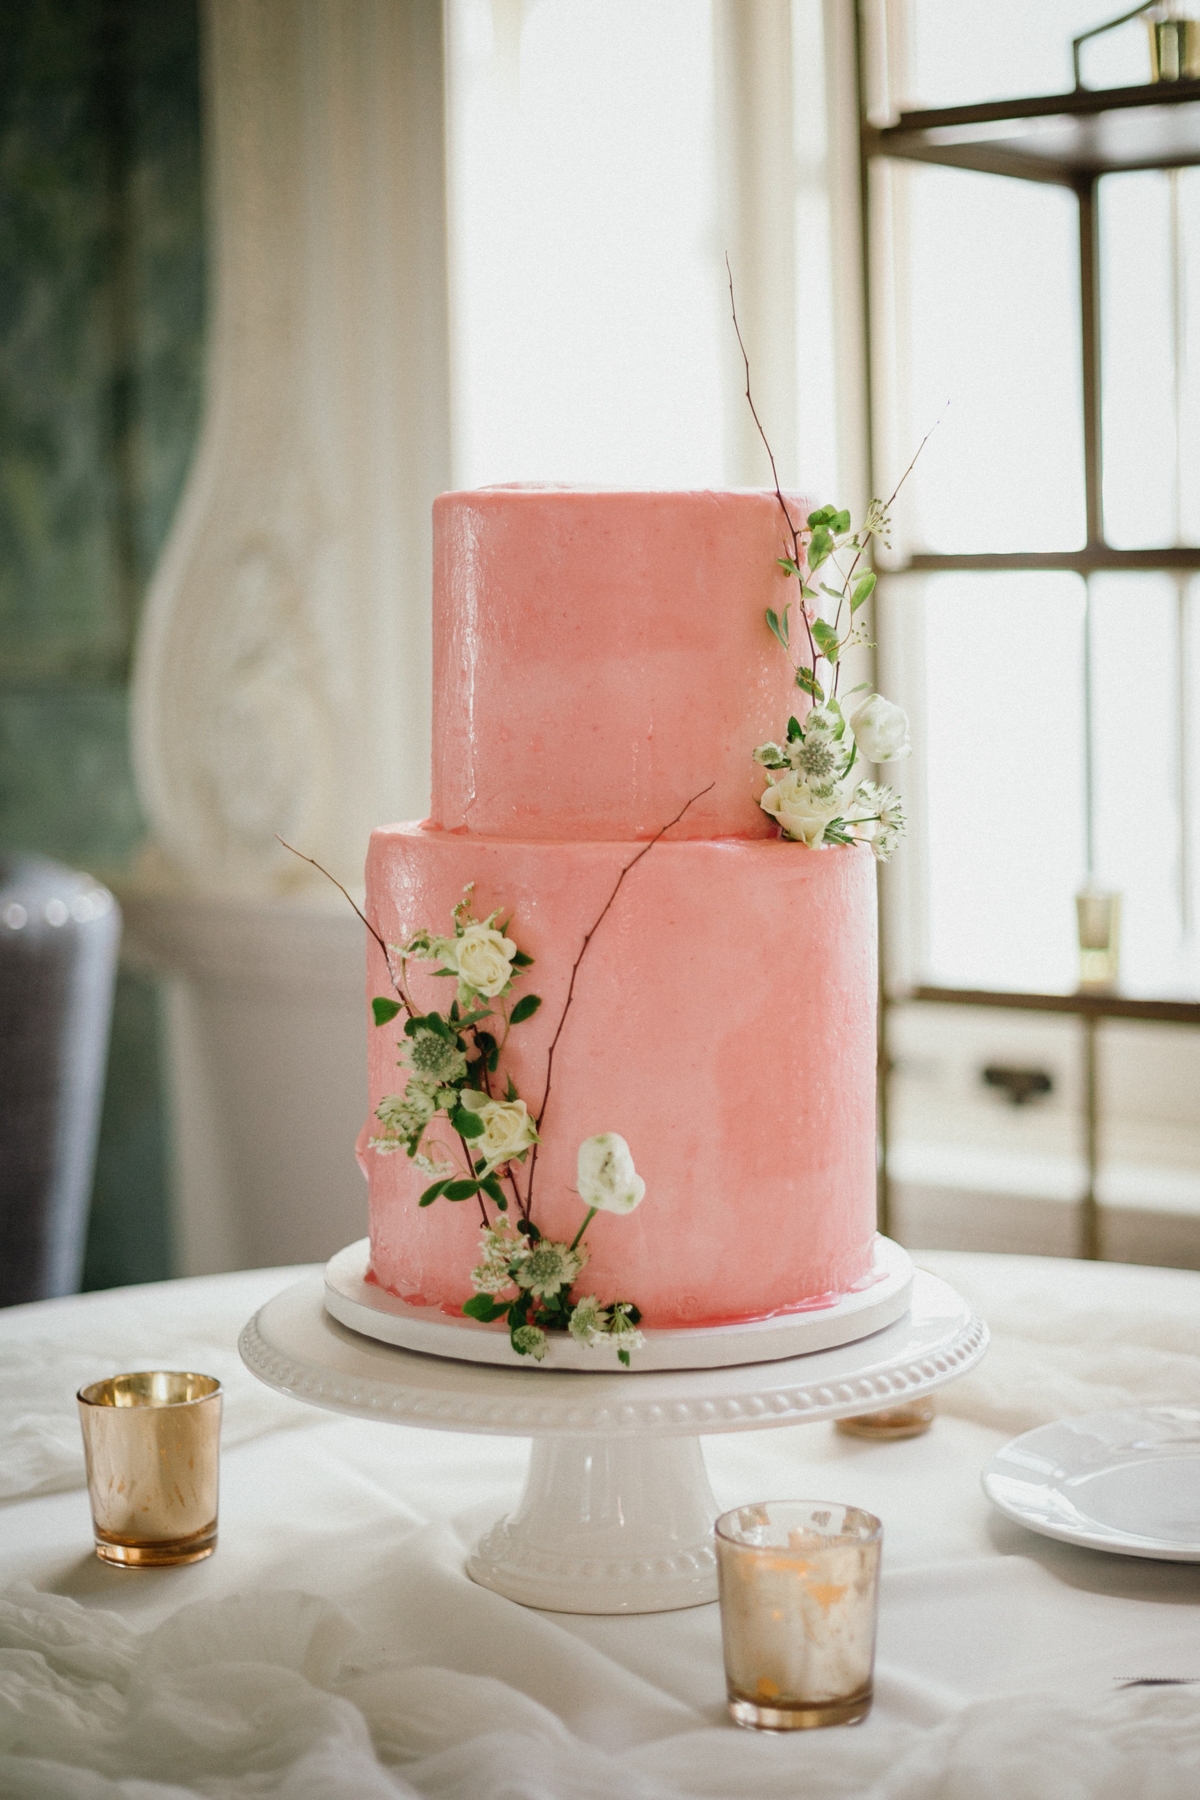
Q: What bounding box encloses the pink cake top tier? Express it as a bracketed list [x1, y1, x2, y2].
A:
[430, 486, 809, 841]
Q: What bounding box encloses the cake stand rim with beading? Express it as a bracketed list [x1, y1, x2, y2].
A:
[239, 1268, 987, 1614]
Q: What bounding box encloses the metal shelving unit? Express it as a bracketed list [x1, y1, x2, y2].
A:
[858, 33, 1200, 1259]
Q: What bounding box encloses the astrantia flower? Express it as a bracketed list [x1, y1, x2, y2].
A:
[759, 771, 848, 847]
[852, 780, 906, 861]
[511, 1324, 548, 1362]
[405, 1028, 468, 1085]
[788, 732, 840, 781]
[577, 1134, 646, 1214]
[515, 1240, 585, 1299]
[568, 1294, 610, 1346]
[752, 741, 789, 768]
[374, 1086, 436, 1139]
[608, 1302, 646, 1354]
[849, 693, 910, 762]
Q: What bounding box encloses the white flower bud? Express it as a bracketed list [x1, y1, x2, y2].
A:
[577, 1133, 646, 1214]
[849, 693, 911, 762]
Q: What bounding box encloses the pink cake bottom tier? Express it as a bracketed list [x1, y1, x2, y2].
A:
[361, 824, 879, 1329]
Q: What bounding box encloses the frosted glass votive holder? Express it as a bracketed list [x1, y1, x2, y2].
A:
[715, 1500, 882, 1730]
[77, 1371, 222, 1567]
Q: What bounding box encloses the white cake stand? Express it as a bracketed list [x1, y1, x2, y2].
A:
[240, 1268, 986, 1615]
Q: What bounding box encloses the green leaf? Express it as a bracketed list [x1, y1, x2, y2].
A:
[843, 681, 870, 697]
[794, 666, 825, 701]
[807, 505, 837, 528]
[786, 715, 802, 741]
[812, 619, 841, 662]
[766, 606, 790, 650]
[372, 997, 402, 1026]
[418, 1179, 449, 1206]
[452, 1108, 485, 1139]
[511, 949, 535, 967]
[443, 1179, 480, 1201]
[808, 527, 832, 569]
[506, 1074, 519, 1101]
[850, 570, 876, 613]
[517, 1218, 541, 1242]
[618, 1348, 631, 1367]
[480, 1174, 506, 1204]
[776, 555, 801, 577]
[831, 508, 852, 535]
[463, 1293, 507, 1323]
[509, 994, 542, 1025]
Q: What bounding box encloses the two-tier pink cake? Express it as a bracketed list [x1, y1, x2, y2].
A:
[359, 487, 878, 1330]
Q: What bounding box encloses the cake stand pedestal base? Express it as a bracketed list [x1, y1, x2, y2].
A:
[468, 1435, 720, 1612]
[240, 1270, 987, 1614]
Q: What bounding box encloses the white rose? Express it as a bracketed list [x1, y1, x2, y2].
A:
[577, 1133, 646, 1214]
[476, 1098, 537, 1165]
[440, 923, 517, 996]
[849, 693, 911, 762]
[759, 771, 846, 847]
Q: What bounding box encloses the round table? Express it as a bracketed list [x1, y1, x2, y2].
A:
[4, 1251, 1200, 1799]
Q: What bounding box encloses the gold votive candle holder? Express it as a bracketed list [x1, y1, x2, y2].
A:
[77, 1371, 222, 1567]
[836, 1396, 935, 1440]
[715, 1500, 882, 1731]
[1147, 15, 1200, 81]
[1076, 887, 1121, 991]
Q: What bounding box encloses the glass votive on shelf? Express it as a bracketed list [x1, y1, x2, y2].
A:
[715, 1500, 882, 1731]
[77, 1371, 222, 1567]
[1147, 12, 1200, 81]
[836, 1396, 935, 1440]
[1076, 887, 1121, 991]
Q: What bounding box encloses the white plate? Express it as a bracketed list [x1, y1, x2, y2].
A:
[323, 1234, 914, 1372]
[983, 1407, 1200, 1561]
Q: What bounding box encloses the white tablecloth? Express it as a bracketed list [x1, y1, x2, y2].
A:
[2, 1251, 1200, 1798]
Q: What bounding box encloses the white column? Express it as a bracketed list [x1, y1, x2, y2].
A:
[126, 0, 451, 1273]
[716, 0, 799, 488]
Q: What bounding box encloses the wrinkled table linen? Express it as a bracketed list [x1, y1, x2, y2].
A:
[2, 1251, 1200, 1799]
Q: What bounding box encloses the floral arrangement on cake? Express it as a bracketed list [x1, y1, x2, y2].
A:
[367, 890, 648, 1365]
[728, 257, 916, 862]
[751, 498, 910, 860]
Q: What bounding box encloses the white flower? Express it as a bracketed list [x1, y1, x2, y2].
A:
[787, 731, 840, 782]
[851, 781, 906, 862]
[438, 922, 517, 997]
[759, 771, 848, 847]
[476, 1098, 538, 1168]
[471, 1222, 526, 1295]
[515, 1239, 585, 1299]
[753, 741, 788, 768]
[413, 1150, 454, 1179]
[577, 1133, 646, 1214]
[568, 1294, 610, 1346]
[511, 1324, 547, 1362]
[404, 1028, 467, 1084]
[375, 1086, 436, 1139]
[849, 693, 911, 762]
[608, 1302, 646, 1357]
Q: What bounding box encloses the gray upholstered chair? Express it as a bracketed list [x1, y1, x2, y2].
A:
[0, 858, 121, 1305]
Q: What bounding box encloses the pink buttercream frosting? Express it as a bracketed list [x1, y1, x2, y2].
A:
[363, 487, 879, 1330]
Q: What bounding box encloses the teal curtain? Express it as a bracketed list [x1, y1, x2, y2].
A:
[0, 0, 206, 1287]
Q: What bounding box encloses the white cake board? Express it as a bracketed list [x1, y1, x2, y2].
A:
[323, 1235, 914, 1371]
[241, 1268, 986, 1615]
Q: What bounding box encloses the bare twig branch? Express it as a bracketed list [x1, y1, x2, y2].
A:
[276, 835, 413, 1016]
[523, 781, 716, 1208]
[726, 255, 822, 684]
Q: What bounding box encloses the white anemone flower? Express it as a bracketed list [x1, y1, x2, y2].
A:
[577, 1134, 646, 1214]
